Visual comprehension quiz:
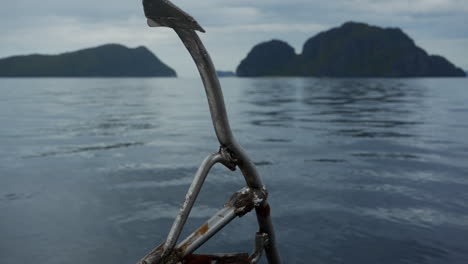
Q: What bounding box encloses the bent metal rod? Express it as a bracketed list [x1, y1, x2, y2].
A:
[138, 1, 282, 263]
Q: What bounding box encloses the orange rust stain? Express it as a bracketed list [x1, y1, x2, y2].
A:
[196, 223, 209, 235]
[179, 223, 210, 254]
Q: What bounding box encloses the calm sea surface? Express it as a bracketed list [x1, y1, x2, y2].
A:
[1, 77, 468, 264]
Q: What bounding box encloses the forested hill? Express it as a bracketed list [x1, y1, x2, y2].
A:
[0, 44, 176, 77]
[237, 22, 466, 77]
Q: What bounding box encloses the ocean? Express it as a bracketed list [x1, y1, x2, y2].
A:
[1, 77, 467, 263]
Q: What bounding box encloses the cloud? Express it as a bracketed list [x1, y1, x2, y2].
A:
[346, 0, 468, 14]
[0, 15, 174, 55]
[1, 0, 467, 75]
[207, 23, 328, 33]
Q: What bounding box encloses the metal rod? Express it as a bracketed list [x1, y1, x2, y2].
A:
[163, 152, 227, 253]
[177, 186, 266, 257]
[255, 205, 281, 264]
[174, 29, 264, 188]
[250, 233, 268, 264]
[174, 28, 282, 264]
[177, 206, 237, 257]
[141, 2, 282, 263]
[139, 186, 267, 264]
[173, 29, 233, 147]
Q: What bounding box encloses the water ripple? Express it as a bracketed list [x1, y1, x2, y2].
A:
[23, 142, 144, 158]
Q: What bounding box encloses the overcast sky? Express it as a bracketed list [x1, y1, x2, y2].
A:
[2, 0, 467, 76]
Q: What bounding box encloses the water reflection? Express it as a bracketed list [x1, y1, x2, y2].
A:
[244, 78, 427, 139]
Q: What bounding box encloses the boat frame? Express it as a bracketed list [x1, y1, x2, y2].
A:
[138, 1, 282, 263]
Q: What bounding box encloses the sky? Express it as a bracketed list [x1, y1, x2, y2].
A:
[2, 0, 468, 76]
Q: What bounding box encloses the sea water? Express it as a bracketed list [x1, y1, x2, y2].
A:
[1, 77, 468, 263]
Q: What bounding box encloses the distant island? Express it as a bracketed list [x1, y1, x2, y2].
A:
[0, 44, 176, 77]
[217, 71, 236, 77]
[236, 22, 466, 77]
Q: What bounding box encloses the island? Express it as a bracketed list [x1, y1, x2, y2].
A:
[236, 22, 466, 77]
[217, 71, 236, 77]
[0, 44, 176, 77]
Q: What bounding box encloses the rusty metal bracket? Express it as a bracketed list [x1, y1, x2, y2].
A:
[226, 187, 267, 217]
[139, 188, 267, 264]
[139, 1, 282, 264]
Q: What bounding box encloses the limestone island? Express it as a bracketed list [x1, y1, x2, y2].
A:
[0, 44, 176, 77]
[236, 22, 466, 78]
